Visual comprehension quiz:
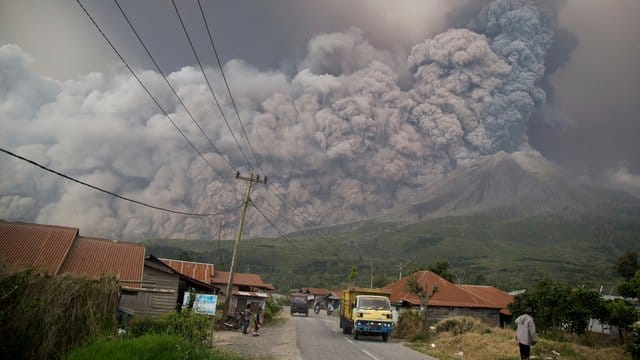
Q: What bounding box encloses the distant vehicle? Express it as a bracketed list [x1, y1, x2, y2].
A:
[290, 293, 309, 317]
[339, 287, 394, 342]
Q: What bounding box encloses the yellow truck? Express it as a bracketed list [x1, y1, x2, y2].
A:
[339, 287, 394, 342]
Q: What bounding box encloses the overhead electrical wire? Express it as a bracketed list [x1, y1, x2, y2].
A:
[193, 0, 329, 238]
[196, 0, 260, 169]
[112, 0, 237, 176]
[76, 0, 237, 195]
[252, 202, 306, 257]
[172, 0, 255, 171]
[0, 146, 237, 217]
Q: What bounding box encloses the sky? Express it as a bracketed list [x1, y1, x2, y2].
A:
[1, 0, 639, 241]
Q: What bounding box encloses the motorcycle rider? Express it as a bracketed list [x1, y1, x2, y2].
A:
[327, 302, 334, 315]
[314, 302, 321, 315]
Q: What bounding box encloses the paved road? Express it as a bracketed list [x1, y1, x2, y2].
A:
[293, 312, 437, 360]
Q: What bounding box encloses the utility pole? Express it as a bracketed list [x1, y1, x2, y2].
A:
[222, 172, 267, 319]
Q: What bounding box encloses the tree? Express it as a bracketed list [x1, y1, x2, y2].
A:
[618, 270, 640, 298]
[426, 261, 454, 282]
[563, 287, 603, 334]
[510, 278, 605, 334]
[406, 273, 438, 334]
[614, 251, 639, 281]
[600, 299, 639, 342]
[348, 266, 358, 286]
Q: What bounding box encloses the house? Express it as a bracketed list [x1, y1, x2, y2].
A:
[161, 258, 275, 315]
[383, 270, 513, 327]
[0, 220, 209, 318]
[301, 287, 330, 308]
[119, 255, 214, 317]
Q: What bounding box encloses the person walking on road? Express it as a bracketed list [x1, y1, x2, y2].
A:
[252, 306, 263, 337]
[515, 307, 537, 360]
[242, 303, 252, 334]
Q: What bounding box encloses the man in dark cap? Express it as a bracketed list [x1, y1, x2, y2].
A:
[515, 307, 537, 359]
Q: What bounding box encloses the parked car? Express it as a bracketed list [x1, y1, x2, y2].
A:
[290, 294, 309, 316]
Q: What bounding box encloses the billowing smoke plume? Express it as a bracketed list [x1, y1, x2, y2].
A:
[0, 0, 555, 240]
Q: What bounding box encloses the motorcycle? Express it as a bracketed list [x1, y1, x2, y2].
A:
[223, 311, 245, 330]
[314, 305, 320, 315]
[326, 307, 333, 316]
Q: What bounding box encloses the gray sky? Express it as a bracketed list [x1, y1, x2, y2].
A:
[1, 0, 639, 239]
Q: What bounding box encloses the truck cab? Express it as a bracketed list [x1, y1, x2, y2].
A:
[339, 288, 394, 342]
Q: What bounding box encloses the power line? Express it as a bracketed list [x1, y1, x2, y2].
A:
[196, 0, 260, 168]
[76, 0, 238, 194]
[112, 0, 237, 175]
[0, 146, 235, 217]
[172, 0, 255, 170]
[252, 202, 306, 257]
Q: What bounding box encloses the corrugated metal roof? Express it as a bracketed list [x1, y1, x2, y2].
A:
[383, 270, 512, 310]
[160, 258, 214, 284]
[211, 271, 276, 291]
[301, 287, 330, 295]
[59, 236, 145, 287]
[0, 220, 78, 274]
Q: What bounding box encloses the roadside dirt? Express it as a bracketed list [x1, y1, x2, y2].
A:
[213, 307, 300, 360]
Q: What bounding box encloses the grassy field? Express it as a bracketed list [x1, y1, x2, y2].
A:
[145, 213, 640, 292]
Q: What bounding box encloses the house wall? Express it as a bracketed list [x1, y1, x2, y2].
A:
[120, 265, 179, 317]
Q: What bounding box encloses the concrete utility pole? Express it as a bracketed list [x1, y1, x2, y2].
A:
[222, 172, 267, 319]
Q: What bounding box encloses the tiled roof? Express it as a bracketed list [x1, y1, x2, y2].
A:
[160, 258, 214, 284]
[59, 236, 145, 287]
[383, 270, 512, 310]
[302, 287, 330, 295]
[458, 285, 514, 315]
[211, 271, 276, 291]
[0, 220, 78, 274]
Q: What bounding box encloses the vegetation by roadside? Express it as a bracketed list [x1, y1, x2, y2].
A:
[0, 267, 119, 359]
[65, 334, 248, 360]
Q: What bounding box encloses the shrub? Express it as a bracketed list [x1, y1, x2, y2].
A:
[65, 334, 248, 360]
[0, 268, 119, 359]
[627, 325, 640, 360]
[125, 310, 212, 343]
[263, 297, 282, 324]
[434, 316, 489, 336]
[395, 310, 422, 339]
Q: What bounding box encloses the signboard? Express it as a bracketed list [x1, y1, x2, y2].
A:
[183, 292, 218, 316]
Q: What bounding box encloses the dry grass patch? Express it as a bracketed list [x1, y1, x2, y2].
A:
[407, 316, 628, 360]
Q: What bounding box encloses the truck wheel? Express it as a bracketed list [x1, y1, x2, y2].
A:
[353, 330, 359, 340]
[382, 333, 389, 342]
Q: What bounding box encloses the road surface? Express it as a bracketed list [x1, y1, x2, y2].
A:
[292, 312, 437, 360]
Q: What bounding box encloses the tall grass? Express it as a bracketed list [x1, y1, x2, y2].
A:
[65, 334, 248, 360]
[408, 316, 628, 360]
[0, 267, 119, 359]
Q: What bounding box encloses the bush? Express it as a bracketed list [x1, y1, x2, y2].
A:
[125, 310, 212, 343]
[627, 325, 640, 360]
[65, 334, 247, 360]
[395, 310, 422, 339]
[0, 268, 119, 359]
[434, 316, 489, 336]
[263, 297, 282, 324]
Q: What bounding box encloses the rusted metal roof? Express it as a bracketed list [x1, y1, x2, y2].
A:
[59, 236, 145, 287]
[301, 287, 330, 296]
[383, 270, 513, 310]
[458, 284, 514, 315]
[0, 220, 78, 274]
[211, 270, 276, 291]
[160, 258, 214, 284]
